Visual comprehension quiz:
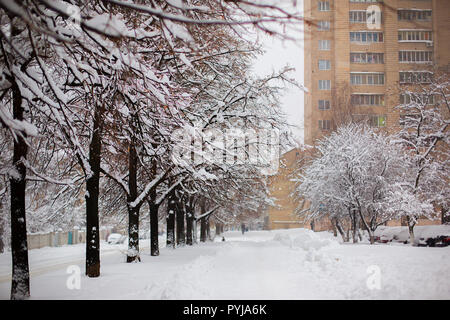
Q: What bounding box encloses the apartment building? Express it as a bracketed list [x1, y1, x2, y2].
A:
[303, 0, 450, 146]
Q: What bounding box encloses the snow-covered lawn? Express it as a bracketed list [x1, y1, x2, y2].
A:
[0, 228, 449, 299]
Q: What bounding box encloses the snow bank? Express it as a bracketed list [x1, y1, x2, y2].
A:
[375, 225, 450, 243]
[273, 228, 340, 251]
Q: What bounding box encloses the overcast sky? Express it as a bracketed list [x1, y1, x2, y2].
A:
[251, 1, 305, 144]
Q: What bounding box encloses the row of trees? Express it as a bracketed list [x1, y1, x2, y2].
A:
[293, 73, 449, 244]
[0, 0, 302, 299]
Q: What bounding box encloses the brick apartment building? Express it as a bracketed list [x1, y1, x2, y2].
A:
[303, 0, 450, 145]
[266, 0, 449, 230]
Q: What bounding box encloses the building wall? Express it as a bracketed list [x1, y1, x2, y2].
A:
[303, 0, 449, 226]
[266, 148, 332, 231]
[303, 0, 450, 145]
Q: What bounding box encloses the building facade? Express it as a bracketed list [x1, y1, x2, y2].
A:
[303, 0, 450, 146]
[266, 148, 332, 231]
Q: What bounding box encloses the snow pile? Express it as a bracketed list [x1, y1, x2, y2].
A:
[145, 255, 215, 299]
[375, 225, 450, 243]
[273, 228, 339, 251]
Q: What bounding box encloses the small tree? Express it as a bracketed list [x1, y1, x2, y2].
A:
[294, 123, 408, 244]
[395, 71, 450, 244]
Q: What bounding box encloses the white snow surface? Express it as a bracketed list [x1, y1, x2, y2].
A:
[0, 228, 449, 299]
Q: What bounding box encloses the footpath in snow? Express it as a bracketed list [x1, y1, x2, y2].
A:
[0, 228, 449, 299]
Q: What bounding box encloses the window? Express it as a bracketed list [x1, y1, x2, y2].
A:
[351, 73, 385, 85]
[399, 51, 433, 63]
[398, 10, 432, 21]
[350, 32, 383, 43]
[351, 94, 385, 106]
[349, 11, 366, 23]
[318, 120, 331, 130]
[349, 11, 382, 23]
[399, 71, 432, 84]
[370, 115, 386, 127]
[318, 21, 330, 31]
[318, 40, 331, 50]
[354, 115, 386, 127]
[398, 30, 432, 42]
[319, 80, 331, 90]
[350, 52, 384, 64]
[318, 1, 330, 11]
[318, 59, 331, 70]
[318, 100, 331, 110]
[400, 93, 435, 105]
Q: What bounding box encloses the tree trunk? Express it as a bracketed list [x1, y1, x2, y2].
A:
[0, 204, 4, 254]
[331, 218, 338, 237]
[85, 104, 102, 276]
[127, 130, 140, 263]
[335, 219, 347, 242]
[200, 217, 207, 242]
[215, 223, 222, 236]
[185, 198, 194, 246]
[442, 207, 449, 224]
[175, 196, 185, 246]
[10, 79, 30, 299]
[149, 202, 159, 256]
[350, 209, 359, 243]
[127, 206, 140, 262]
[206, 217, 211, 241]
[148, 159, 159, 256]
[369, 233, 375, 244]
[166, 189, 176, 249]
[406, 215, 415, 245]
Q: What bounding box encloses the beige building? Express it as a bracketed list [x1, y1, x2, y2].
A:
[266, 148, 332, 231]
[303, 0, 450, 146]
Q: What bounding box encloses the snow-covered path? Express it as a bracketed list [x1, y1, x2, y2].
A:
[0, 228, 449, 299]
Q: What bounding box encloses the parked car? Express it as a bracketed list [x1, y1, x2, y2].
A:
[425, 235, 450, 247]
[378, 234, 392, 243]
[107, 233, 123, 244]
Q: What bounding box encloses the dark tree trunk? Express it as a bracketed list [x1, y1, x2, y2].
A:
[441, 207, 449, 224]
[350, 209, 359, 243]
[166, 189, 176, 248]
[199, 200, 207, 242]
[185, 196, 194, 246]
[147, 159, 159, 256]
[127, 123, 140, 263]
[149, 202, 159, 256]
[331, 218, 338, 237]
[215, 223, 222, 236]
[0, 203, 5, 253]
[186, 215, 194, 245]
[85, 104, 103, 276]
[206, 217, 211, 240]
[176, 197, 185, 246]
[200, 217, 207, 242]
[335, 219, 348, 242]
[310, 219, 315, 231]
[10, 79, 30, 299]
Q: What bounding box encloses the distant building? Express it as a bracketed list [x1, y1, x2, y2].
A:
[265, 148, 332, 231]
[302, 0, 449, 227]
[303, 0, 450, 146]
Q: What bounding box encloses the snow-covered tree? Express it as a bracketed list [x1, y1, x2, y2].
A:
[293, 123, 423, 244]
[395, 71, 450, 243]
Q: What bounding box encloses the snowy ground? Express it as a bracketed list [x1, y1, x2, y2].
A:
[0, 228, 449, 299]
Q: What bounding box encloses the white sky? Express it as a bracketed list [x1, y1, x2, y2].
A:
[251, 1, 305, 144]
